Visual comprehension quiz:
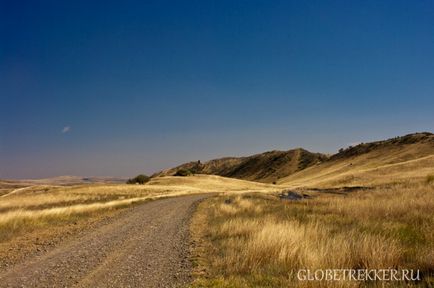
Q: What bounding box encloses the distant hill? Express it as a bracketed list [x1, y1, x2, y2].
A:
[0, 176, 128, 197]
[279, 132, 434, 187]
[0, 176, 127, 186]
[153, 148, 328, 183]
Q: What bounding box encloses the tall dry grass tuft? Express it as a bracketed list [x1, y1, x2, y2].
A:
[217, 218, 401, 275]
[192, 182, 434, 287]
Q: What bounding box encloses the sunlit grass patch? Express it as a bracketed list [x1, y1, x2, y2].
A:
[0, 175, 279, 243]
[191, 183, 434, 287]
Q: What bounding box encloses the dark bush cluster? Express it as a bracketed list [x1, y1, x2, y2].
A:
[126, 174, 150, 184]
[174, 169, 192, 176]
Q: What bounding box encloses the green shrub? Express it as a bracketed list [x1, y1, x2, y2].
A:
[174, 169, 192, 176]
[126, 174, 150, 184]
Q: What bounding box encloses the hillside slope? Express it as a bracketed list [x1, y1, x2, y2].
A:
[279, 132, 434, 187]
[153, 149, 327, 183]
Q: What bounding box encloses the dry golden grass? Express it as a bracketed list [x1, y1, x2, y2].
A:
[0, 175, 279, 242]
[279, 141, 434, 188]
[148, 174, 281, 192]
[191, 182, 434, 287]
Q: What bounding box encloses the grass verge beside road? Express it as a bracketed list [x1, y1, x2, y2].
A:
[190, 182, 434, 287]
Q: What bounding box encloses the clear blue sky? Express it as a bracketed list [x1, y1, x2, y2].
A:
[1, 0, 433, 178]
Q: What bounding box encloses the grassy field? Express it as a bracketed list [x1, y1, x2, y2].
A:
[2, 160, 433, 287]
[0, 175, 279, 243]
[190, 180, 434, 287]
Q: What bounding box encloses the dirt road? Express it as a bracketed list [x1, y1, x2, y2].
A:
[0, 194, 209, 288]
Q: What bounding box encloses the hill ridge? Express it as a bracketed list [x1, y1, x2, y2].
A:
[153, 132, 433, 185]
[153, 148, 328, 183]
[279, 132, 434, 187]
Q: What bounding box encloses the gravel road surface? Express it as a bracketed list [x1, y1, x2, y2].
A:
[0, 194, 208, 288]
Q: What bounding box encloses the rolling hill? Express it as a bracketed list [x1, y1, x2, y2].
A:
[153, 148, 328, 183]
[0, 176, 127, 196]
[279, 132, 434, 187]
[154, 132, 434, 187]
